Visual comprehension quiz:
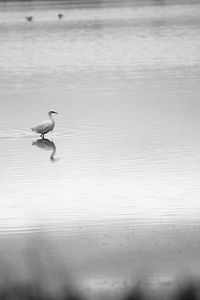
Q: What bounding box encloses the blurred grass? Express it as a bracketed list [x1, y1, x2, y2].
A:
[0, 235, 199, 300]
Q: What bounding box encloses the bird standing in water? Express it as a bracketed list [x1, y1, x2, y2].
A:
[31, 111, 58, 138]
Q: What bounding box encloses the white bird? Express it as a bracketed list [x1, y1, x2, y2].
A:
[31, 111, 58, 138]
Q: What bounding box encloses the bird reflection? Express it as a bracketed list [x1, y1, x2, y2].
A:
[32, 138, 59, 162]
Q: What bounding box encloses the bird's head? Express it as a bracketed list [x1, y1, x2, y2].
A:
[48, 111, 58, 115]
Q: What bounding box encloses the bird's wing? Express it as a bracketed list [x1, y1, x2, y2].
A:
[32, 120, 51, 133]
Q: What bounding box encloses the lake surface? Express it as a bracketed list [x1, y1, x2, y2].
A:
[0, 0, 200, 297]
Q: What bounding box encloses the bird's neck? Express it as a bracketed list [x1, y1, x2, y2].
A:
[48, 113, 55, 124]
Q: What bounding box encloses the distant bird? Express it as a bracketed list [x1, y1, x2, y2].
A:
[31, 111, 58, 138]
[58, 13, 64, 19]
[26, 16, 33, 22]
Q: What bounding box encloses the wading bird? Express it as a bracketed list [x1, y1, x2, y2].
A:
[31, 111, 58, 138]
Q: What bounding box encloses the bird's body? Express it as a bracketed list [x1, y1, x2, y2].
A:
[33, 120, 54, 135]
[31, 111, 58, 138]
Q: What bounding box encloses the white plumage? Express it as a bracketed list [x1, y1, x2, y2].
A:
[31, 111, 58, 138]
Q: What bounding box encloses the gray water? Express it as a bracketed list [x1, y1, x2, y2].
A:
[1, 0, 200, 297]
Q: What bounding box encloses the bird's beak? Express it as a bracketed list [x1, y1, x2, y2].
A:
[52, 111, 58, 114]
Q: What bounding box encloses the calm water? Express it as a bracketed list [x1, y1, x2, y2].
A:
[1, 0, 200, 296]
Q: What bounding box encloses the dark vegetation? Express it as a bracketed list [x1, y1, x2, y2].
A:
[0, 235, 199, 300]
[122, 281, 200, 300]
[0, 280, 198, 299]
[0, 284, 83, 300]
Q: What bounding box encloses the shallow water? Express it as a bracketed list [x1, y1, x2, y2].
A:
[1, 0, 200, 296]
